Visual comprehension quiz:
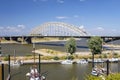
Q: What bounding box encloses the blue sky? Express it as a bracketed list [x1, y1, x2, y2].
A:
[0, 0, 120, 36]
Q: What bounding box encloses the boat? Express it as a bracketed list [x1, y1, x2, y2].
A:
[26, 43, 46, 80]
[76, 59, 88, 64]
[91, 69, 98, 76]
[61, 59, 73, 64]
[88, 59, 104, 63]
[26, 66, 45, 80]
[11, 59, 23, 66]
[91, 66, 106, 76]
[11, 50, 23, 67]
[94, 59, 104, 63]
[109, 58, 119, 62]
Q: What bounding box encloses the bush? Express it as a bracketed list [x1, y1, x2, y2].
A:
[103, 54, 107, 58]
[99, 55, 102, 58]
[53, 56, 59, 60]
[113, 53, 118, 58]
[67, 55, 74, 60]
[4, 56, 9, 61]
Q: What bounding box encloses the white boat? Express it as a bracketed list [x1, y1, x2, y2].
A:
[94, 59, 104, 63]
[26, 43, 46, 80]
[76, 59, 88, 64]
[26, 67, 45, 80]
[109, 58, 119, 62]
[61, 60, 73, 64]
[91, 66, 106, 76]
[91, 70, 98, 76]
[11, 59, 23, 67]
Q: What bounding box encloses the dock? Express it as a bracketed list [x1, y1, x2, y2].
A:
[1, 58, 120, 65]
[1, 60, 62, 65]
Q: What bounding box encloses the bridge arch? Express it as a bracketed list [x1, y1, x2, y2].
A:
[30, 22, 88, 36]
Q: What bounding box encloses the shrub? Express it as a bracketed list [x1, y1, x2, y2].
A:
[53, 56, 59, 60]
[67, 55, 74, 60]
[4, 56, 9, 61]
[103, 54, 107, 58]
[113, 53, 118, 58]
[99, 55, 102, 58]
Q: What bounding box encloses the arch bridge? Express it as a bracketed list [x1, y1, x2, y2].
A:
[30, 22, 88, 36]
[1, 22, 120, 44]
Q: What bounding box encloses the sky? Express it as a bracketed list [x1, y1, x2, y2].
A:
[0, 0, 120, 36]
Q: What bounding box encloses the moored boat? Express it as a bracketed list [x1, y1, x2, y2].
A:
[26, 66, 45, 80]
[61, 59, 73, 64]
[91, 66, 106, 76]
[10, 50, 23, 67]
[76, 59, 88, 64]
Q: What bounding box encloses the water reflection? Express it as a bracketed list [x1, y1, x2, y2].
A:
[3, 62, 120, 80]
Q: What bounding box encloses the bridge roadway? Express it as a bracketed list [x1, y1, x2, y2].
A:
[0, 35, 120, 44]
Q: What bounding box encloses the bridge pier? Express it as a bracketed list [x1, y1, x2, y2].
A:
[4, 37, 32, 44]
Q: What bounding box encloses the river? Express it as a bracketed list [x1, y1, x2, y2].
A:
[3, 62, 120, 80]
[1, 41, 120, 80]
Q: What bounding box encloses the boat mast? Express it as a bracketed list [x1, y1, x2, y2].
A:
[14, 49, 16, 63]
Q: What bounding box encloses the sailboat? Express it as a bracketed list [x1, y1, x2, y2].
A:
[26, 66, 46, 80]
[11, 50, 23, 66]
[26, 43, 46, 80]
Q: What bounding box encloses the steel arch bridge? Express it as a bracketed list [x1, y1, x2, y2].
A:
[30, 22, 88, 36]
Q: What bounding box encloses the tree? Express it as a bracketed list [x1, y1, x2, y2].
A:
[88, 36, 103, 68]
[65, 38, 76, 55]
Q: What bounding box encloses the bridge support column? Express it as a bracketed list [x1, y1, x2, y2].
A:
[21, 36, 26, 44]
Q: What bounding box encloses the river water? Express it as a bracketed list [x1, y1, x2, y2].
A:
[1, 41, 120, 80]
[3, 62, 120, 80]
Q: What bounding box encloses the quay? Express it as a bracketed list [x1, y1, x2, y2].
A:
[1, 60, 62, 65]
[1, 58, 120, 65]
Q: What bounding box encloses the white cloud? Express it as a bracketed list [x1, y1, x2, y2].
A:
[56, 16, 68, 19]
[17, 25, 25, 29]
[96, 27, 104, 31]
[57, 0, 64, 3]
[0, 25, 26, 32]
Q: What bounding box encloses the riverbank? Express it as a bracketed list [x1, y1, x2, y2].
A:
[1, 57, 120, 65]
[1, 48, 120, 65]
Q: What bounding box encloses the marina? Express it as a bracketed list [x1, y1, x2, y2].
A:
[1, 62, 120, 80]
[0, 43, 120, 80]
